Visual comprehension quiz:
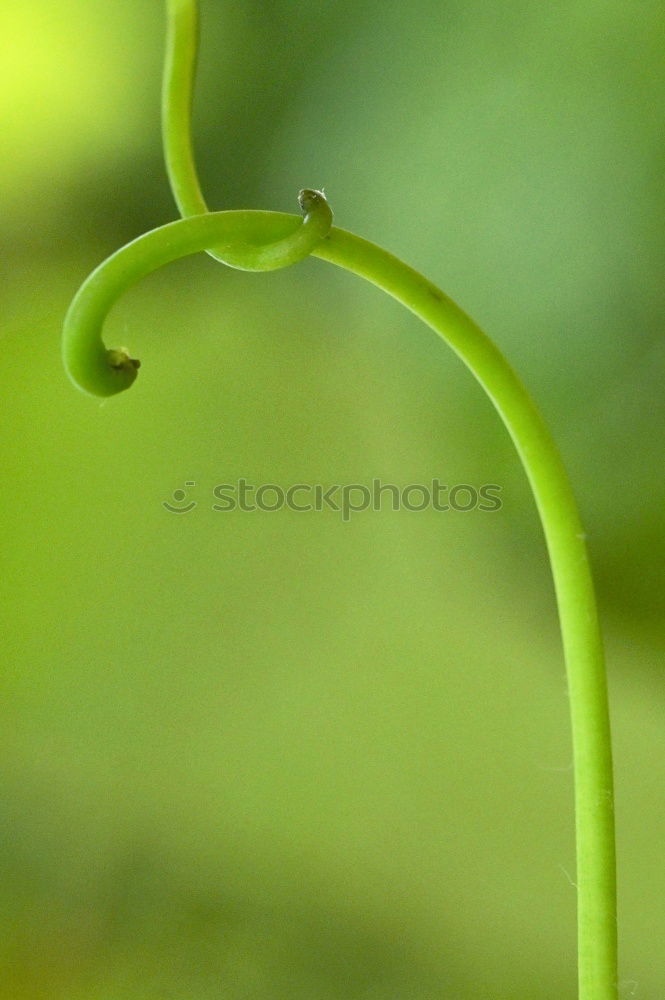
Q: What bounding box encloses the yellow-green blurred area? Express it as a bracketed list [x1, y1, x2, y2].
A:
[1, 0, 663, 996]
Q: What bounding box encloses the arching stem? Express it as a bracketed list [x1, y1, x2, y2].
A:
[61, 0, 619, 995]
[313, 229, 618, 1000]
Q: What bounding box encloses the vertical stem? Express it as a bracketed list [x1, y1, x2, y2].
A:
[163, 0, 208, 218]
[313, 230, 618, 999]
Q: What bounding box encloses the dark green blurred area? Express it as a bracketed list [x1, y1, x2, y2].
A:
[2, 0, 663, 996]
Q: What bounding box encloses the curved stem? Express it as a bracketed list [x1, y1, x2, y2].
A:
[62, 207, 617, 996]
[62, 195, 331, 397]
[312, 230, 618, 999]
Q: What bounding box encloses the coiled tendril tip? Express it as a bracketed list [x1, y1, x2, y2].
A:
[62, 189, 333, 398]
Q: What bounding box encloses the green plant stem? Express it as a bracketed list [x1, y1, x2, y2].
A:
[62, 0, 619, 994]
[313, 229, 618, 999]
[163, 0, 230, 262]
[162, 0, 207, 220]
[62, 207, 617, 995]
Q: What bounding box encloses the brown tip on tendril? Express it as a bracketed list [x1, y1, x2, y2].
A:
[107, 349, 141, 373]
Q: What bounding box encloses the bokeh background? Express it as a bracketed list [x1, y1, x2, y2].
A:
[2, 1, 663, 997]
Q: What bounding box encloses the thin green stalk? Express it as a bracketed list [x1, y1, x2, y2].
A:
[162, 0, 231, 262]
[162, 0, 207, 219]
[313, 230, 618, 999]
[61, 0, 618, 995]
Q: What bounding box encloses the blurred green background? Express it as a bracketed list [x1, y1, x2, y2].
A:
[2, 0, 663, 996]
